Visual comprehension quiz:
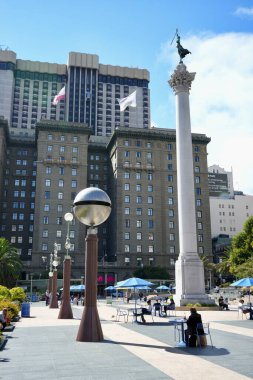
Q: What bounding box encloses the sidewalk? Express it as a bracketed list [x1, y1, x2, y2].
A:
[1, 301, 253, 380]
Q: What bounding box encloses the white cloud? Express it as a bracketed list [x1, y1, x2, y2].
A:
[234, 7, 253, 17]
[159, 32, 253, 195]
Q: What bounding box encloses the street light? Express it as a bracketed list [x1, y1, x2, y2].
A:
[48, 252, 53, 297]
[58, 212, 74, 319]
[73, 187, 112, 342]
[49, 242, 59, 309]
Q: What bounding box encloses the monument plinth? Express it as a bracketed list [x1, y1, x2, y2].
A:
[169, 62, 212, 306]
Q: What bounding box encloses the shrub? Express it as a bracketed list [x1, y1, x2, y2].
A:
[10, 287, 26, 304]
[0, 285, 11, 300]
[0, 299, 20, 320]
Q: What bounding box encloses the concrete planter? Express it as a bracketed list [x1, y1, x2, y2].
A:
[176, 306, 219, 311]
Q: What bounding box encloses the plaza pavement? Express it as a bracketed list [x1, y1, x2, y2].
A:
[1, 300, 253, 380]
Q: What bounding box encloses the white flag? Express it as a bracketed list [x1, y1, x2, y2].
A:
[117, 90, 137, 112]
[52, 86, 65, 105]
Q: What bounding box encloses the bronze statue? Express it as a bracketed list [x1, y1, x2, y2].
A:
[172, 29, 191, 63]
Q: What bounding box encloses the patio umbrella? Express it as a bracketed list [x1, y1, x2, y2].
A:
[230, 277, 253, 302]
[156, 285, 170, 291]
[70, 284, 85, 292]
[115, 277, 154, 310]
[104, 286, 115, 291]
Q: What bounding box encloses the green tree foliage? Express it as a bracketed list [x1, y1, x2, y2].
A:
[133, 266, 170, 280]
[228, 216, 253, 276]
[0, 238, 22, 288]
[10, 287, 26, 304]
[0, 285, 11, 300]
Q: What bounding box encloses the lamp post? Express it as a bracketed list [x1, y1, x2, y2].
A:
[49, 242, 59, 309]
[48, 253, 53, 296]
[30, 273, 33, 301]
[73, 187, 112, 342]
[58, 212, 74, 319]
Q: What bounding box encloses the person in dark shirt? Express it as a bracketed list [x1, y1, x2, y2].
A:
[185, 308, 204, 347]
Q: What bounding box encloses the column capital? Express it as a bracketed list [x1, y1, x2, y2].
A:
[168, 63, 196, 94]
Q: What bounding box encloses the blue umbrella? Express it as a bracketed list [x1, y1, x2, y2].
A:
[115, 277, 154, 310]
[70, 284, 85, 292]
[230, 278, 253, 287]
[104, 286, 115, 291]
[230, 277, 253, 302]
[156, 285, 170, 291]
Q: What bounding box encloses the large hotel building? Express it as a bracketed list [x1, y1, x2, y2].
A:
[0, 49, 212, 288]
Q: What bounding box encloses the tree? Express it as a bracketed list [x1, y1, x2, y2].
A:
[133, 266, 170, 280]
[0, 238, 22, 288]
[228, 216, 253, 276]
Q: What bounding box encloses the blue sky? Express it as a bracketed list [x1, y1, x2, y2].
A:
[2, 0, 253, 193]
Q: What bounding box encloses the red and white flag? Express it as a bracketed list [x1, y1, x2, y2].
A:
[52, 86, 65, 105]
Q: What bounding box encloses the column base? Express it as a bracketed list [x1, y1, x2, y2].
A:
[58, 300, 73, 319]
[76, 306, 103, 342]
[174, 254, 215, 306]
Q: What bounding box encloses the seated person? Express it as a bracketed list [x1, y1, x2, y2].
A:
[218, 296, 229, 310]
[139, 300, 152, 323]
[153, 300, 162, 316]
[163, 298, 175, 316]
[185, 307, 204, 347]
[0, 308, 7, 331]
[240, 301, 253, 319]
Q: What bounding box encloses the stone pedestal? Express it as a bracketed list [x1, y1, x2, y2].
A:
[169, 63, 212, 305]
[58, 257, 73, 319]
[76, 228, 103, 342]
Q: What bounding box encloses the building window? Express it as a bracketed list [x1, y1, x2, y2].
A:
[197, 211, 202, 218]
[195, 176, 200, 184]
[44, 204, 50, 212]
[148, 185, 153, 192]
[124, 172, 130, 179]
[125, 195, 130, 203]
[125, 207, 130, 215]
[168, 209, 174, 217]
[59, 179, 64, 187]
[45, 179, 51, 187]
[136, 208, 142, 215]
[149, 233, 154, 240]
[196, 187, 201, 195]
[125, 219, 130, 228]
[136, 220, 142, 228]
[60, 146, 65, 153]
[124, 151, 130, 158]
[71, 180, 77, 188]
[169, 221, 174, 228]
[136, 172, 141, 180]
[198, 246, 204, 254]
[168, 186, 173, 193]
[168, 198, 173, 205]
[148, 220, 154, 228]
[137, 232, 142, 240]
[196, 199, 201, 206]
[72, 168, 77, 176]
[198, 234, 203, 242]
[147, 173, 152, 181]
[195, 166, 200, 173]
[148, 245, 154, 253]
[43, 216, 49, 224]
[169, 246, 175, 253]
[47, 145, 53, 152]
[125, 183, 130, 191]
[42, 244, 48, 251]
[169, 233, 175, 241]
[148, 196, 153, 204]
[125, 244, 130, 252]
[46, 167, 51, 174]
[124, 140, 129, 146]
[59, 167, 64, 175]
[42, 230, 48, 238]
[136, 196, 142, 204]
[57, 204, 63, 212]
[125, 232, 130, 240]
[56, 230, 62, 238]
[137, 245, 142, 253]
[44, 191, 50, 199]
[197, 222, 203, 230]
[136, 184, 141, 192]
[148, 208, 153, 216]
[58, 192, 63, 199]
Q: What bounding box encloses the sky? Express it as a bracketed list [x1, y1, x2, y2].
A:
[1, 0, 253, 194]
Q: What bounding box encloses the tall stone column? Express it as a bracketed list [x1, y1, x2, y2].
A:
[169, 63, 210, 305]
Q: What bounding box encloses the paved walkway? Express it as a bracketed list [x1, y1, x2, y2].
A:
[1, 301, 253, 379]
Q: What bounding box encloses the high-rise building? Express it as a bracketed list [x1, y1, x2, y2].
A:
[0, 50, 150, 139]
[0, 48, 212, 287]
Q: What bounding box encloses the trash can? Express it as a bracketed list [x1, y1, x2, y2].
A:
[21, 302, 30, 317]
[31, 294, 37, 302]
